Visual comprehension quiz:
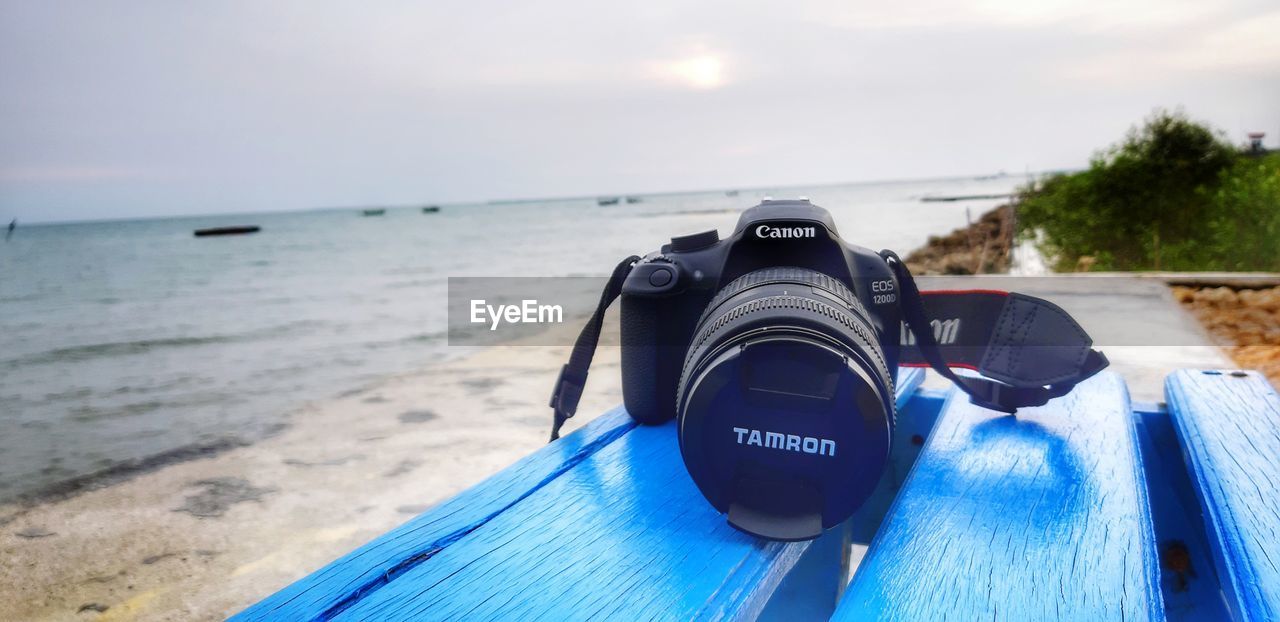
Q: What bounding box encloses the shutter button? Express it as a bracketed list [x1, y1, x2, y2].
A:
[648, 268, 674, 287]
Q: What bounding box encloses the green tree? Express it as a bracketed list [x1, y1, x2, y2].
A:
[1016, 110, 1275, 271]
[1197, 154, 1280, 271]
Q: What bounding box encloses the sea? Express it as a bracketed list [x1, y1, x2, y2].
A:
[0, 175, 1030, 503]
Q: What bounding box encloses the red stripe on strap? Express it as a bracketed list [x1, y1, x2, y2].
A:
[900, 362, 980, 371]
[920, 289, 1008, 297]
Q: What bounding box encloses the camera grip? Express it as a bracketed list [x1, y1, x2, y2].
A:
[621, 295, 679, 425]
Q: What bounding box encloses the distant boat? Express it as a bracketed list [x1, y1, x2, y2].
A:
[625, 196, 642, 204]
[194, 226, 260, 237]
[422, 206, 441, 213]
[362, 209, 387, 216]
[920, 193, 1014, 203]
[725, 190, 740, 197]
[597, 197, 620, 206]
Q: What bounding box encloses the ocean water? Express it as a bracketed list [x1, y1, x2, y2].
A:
[0, 175, 1028, 502]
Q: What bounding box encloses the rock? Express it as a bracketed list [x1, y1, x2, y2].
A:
[398, 410, 439, 424]
[15, 526, 56, 539]
[173, 477, 276, 518]
[1174, 285, 1280, 387]
[383, 459, 423, 478]
[904, 204, 1015, 275]
[1193, 287, 1238, 307]
[142, 552, 179, 565]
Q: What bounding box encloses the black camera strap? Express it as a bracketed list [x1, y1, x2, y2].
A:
[549, 252, 1109, 440]
[880, 250, 1109, 413]
[548, 255, 640, 441]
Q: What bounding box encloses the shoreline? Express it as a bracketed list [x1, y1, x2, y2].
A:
[1, 349, 478, 511]
[0, 341, 623, 620]
[1, 438, 250, 516]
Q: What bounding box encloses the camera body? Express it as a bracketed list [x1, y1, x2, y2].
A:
[620, 199, 909, 540]
[621, 198, 903, 425]
[550, 197, 1104, 540]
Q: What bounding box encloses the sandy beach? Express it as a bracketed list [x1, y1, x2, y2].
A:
[0, 342, 624, 621]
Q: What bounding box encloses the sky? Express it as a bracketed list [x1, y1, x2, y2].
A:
[1, 0, 1278, 223]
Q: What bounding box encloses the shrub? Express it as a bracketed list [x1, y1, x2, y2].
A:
[1196, 154, 1280, 271]
[1016, 110, 1277, 271]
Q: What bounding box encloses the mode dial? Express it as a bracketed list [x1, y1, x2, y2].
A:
[670, 229, 719, 252]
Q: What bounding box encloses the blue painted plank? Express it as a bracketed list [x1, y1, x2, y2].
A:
[1132, 403, 1231, 621]
[835, 371, 1165, 621]
[234, 407, 638, 620]
[757, 522, 851, 621]
[850, 387, 948, 543]
[324, 368, 923, 621]
[330, 420, 810, 621]
[1166, 369, 1280, 622]
[238, 368, 923, 621]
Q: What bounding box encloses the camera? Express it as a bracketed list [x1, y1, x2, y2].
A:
[551, 199, 1106, 541]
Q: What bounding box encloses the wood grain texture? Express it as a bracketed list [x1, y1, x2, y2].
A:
[757, 522, 852, 621]
[1132, 405, 1231, 622]
[330, 419, 810, 621]
[239, 369, 923, 621]
[834, 371, 1164, 622]
[233, 408, 638, 620]
[1166, 370, 1280, 622]
[851, 388, 948, 544]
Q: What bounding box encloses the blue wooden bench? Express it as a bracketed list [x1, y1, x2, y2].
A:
[236, 368, 1280, 621]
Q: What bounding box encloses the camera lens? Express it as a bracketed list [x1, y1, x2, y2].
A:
[676, 267, 894, 541]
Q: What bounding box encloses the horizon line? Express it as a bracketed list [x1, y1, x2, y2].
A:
[8, 167, 1072, 228]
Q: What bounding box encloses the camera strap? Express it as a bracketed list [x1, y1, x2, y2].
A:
[548, 255, 641, 441]
[549, 251, 1109, 440]
[880, 250, 1109, 412]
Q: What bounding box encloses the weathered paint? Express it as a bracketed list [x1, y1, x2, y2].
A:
[850, 387, 948, 543]
[236, 369, 923, 620]
[835, 372, 1165, 621]
[1133, 403, 1230, 621]
[233, 407, 638, 620]
[1166, 369, 1280, 622]
[757, 521, 852, 621]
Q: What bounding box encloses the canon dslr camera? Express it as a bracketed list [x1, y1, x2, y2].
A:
[550, 199, 1107, 541]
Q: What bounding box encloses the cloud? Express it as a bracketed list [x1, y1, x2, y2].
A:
[0, 166, 162, 183]
[648, 53, 729, 90]
[1058, 9, 1280, 84]
[803, 0, 1221, 32]
[1178, 9, 1280, 71]
[0, 0, 1276, 221]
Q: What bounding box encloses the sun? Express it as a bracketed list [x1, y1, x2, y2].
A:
[658, 54, 727, 90]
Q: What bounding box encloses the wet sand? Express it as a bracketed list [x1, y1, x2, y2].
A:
[0, 343, 623, 621]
